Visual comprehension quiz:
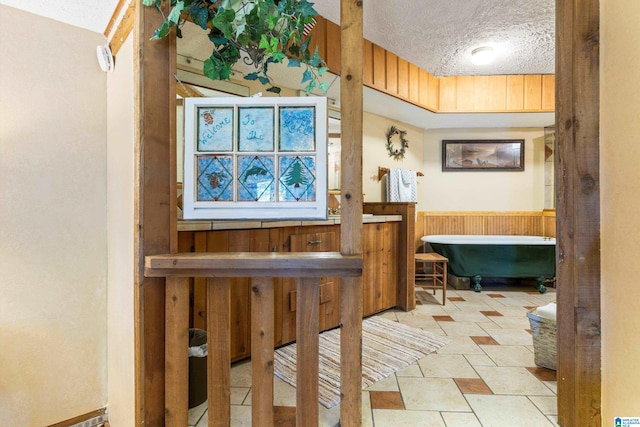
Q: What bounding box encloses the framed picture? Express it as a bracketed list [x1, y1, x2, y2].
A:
[442, 139, 525, 171]
[183, 97, 327, 220]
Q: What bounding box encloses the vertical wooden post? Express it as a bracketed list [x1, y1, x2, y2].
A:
[251, 277, 275, 427]
[340, 0, 364, 426]
[134, 2, 175, 425]
[556, 0, 601, 424]
[208, 278, 232, 427]
[296, 277, 320, 425]
[165, 277, 189, 425]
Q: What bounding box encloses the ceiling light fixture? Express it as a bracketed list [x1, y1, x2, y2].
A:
[470, 46, 495, 65]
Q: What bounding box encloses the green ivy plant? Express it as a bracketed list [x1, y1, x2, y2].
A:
[143, 0, 330, 94]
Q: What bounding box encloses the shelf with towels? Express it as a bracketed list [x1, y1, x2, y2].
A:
[377, 166, 424, 181]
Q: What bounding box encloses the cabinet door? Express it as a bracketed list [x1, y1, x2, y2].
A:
[282, 230, 340, 343]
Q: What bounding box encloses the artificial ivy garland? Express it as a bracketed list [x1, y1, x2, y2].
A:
[385, 125, 409, 160]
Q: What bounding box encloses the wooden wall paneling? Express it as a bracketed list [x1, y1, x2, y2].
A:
[372, 44, 387, 91]
[135, 4, 174, 424]
[385, 51, 398, 94]
[309, 16, 327, 64]
[325, 20, 341, 75]
[483, 214, 543, 236]
[418, 69, 430, 108]
[541, 74, 556, 110]
[456, 76, 476, 111]
[473, 76, 491, 111]
[438, 76, 457, 111]
[524, 74, 543, 110]
[556, 0, 601, 423]
[427, 72, 439, 111]
[362, 39, 374, 87]
[506, 75, 525, 110]
[408, 63, 420, 103]
[543, 210, 557, 238]
[485, 75, 507, 111]
[397, 57, 410, 99]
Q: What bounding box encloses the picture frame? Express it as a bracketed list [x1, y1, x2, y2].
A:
[183, 97, 327, 220]
[442, 139, 525, 171]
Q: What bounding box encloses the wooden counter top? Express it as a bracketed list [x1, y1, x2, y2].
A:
[177, 214, 403, 232]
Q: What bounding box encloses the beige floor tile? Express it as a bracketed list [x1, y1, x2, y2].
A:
[466, 395, 555, 426]
[475, 366, 554, 396]
[398, 377, 470, 411]
[395, 362, 423, 377]
[230, 360, 252, 387]
[361, 390, 374, 427]
[318, 401, 341, 426]
[464, 354, 497, 367]
[487, 328, 534, 345]
[439, 321, 489, 337]
[488, 315, 531, 329]
[547, 415, 561, 426]
[229, 405, 252, 427]
[273, 378, 297, 406]
[529, 395, 558, 415]
[481, 345, 536, 367]
[188, 401, 207, 426]
[434, 336, 485, 355]
[231, 387, 250, 405]
[440, 411, 483, 427]
[543, 380, 558, 394]
[372, 409, 446, 426]
[364, 373, 399, 391]
[418, 353, 478, 378]
[448, 310, 494, 322]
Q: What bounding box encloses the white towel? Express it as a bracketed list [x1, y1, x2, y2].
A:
[386, 168, 417, 202]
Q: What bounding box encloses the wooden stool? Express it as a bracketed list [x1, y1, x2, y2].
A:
[415, 252, 448, 305]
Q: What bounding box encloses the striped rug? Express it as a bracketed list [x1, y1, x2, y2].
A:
[273, 316, 450, 408]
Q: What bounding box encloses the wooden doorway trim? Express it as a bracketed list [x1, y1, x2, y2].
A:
[556, 0, 602, 425]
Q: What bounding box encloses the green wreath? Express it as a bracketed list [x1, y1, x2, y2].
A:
[385, 125, 409, 160]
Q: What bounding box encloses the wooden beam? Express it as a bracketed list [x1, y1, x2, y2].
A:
[134, 3, 175, 425]
[556, 0, 601, 425]
[340, 0, 364, 425]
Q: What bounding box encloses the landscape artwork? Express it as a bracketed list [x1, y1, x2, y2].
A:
[442, 140, 525, 171]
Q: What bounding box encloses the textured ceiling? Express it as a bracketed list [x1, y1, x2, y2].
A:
[0, 0, 120, 34]
[312, 0, 555, 76]
[3, 0, 555, 76]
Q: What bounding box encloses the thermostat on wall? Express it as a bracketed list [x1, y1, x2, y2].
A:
[96, 45, 114, 72]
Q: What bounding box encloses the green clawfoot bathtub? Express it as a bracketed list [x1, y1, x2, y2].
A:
[421, 235, 556, 293]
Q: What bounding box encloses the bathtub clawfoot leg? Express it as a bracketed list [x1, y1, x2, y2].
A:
[473, 275, 483, 292]
[536, 277, 547, 294]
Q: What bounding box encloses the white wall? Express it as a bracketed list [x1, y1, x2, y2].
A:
[422, 128, 546, 211]
[107, 36, 135, 425]
[601, 0, 640, 419]
[0, 6, 108, 425]
[362, 112, 425, 209]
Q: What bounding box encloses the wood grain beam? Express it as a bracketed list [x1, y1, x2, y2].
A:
[556, 0, 601, 425]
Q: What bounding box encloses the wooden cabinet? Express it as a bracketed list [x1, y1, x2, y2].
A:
[178, 221, 402, 362]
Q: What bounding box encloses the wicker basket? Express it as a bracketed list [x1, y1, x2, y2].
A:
[527, 307, 557, 370]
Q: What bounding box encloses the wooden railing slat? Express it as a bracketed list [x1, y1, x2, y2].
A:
[296, 277, 320, 425]
[165, 277, 189, 425]
[208, 278, 231, 427]
[251, 277, 275, 427]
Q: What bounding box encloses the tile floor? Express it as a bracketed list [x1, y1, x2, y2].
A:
[188, 283, 558, 426]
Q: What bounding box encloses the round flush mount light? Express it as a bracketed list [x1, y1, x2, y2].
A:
[470, 46, 495, 65]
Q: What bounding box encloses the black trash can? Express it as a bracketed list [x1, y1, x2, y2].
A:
[189, 328, 207, 408]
